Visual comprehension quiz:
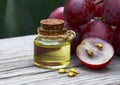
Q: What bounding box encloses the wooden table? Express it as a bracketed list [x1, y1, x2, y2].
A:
[0, 35, 120, 85]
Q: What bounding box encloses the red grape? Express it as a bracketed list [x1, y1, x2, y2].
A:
[64, 0, 95, 27]
[103, 0, 120, 26]
[81, 20, 113, 43]
[49, 7, 64, 20]
[76, 37, 114, 69]
[95, 2, 103, 17]
[113, 27, 120, 55]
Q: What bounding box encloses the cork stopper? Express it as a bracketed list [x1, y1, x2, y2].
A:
[38, 19, 76, 42]
[40, 19, 64, 30]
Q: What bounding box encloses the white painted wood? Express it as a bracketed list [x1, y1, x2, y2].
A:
[0, 35, 120, 85]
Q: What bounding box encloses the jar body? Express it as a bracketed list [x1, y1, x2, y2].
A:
[34, 36, 71, 69]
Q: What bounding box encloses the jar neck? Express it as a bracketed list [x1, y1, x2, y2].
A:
[37, 27, 67, 36]
[37, 28, 76, 42]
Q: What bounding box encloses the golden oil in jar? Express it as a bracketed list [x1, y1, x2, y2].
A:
[34, 19, 76, 69]
[34, 37, 70, 69]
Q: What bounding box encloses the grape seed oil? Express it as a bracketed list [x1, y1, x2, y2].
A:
[34, 38, 70, 69]
[34, 19, 76, 69]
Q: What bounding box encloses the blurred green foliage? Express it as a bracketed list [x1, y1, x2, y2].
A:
[0, 0, 65, 38]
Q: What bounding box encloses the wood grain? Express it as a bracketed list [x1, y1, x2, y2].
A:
[0, 35, 120, 85]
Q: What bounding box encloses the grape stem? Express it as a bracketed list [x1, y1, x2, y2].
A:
[95, 0, 104, 5]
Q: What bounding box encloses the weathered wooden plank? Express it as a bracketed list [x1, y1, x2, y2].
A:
[0, 56, 80, 79]
[0, 35, 38, 72]
[0, 35, 35, 60]
[24, 65, 120, 85]
[0, 55, 118, 82]
[0, 56, 120, 83]
[0, 62, 120, 85]
[0, 35, 120, 85]
[0, 35, 80, 71]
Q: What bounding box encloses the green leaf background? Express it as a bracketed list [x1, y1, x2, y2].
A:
[0, 0, 65, 38]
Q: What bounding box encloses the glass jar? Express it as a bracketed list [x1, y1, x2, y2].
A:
[34, 19, 76, 69]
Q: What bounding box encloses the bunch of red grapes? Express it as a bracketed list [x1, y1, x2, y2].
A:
[49, 0, 120, 56]
[48, 0, 120, 69]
